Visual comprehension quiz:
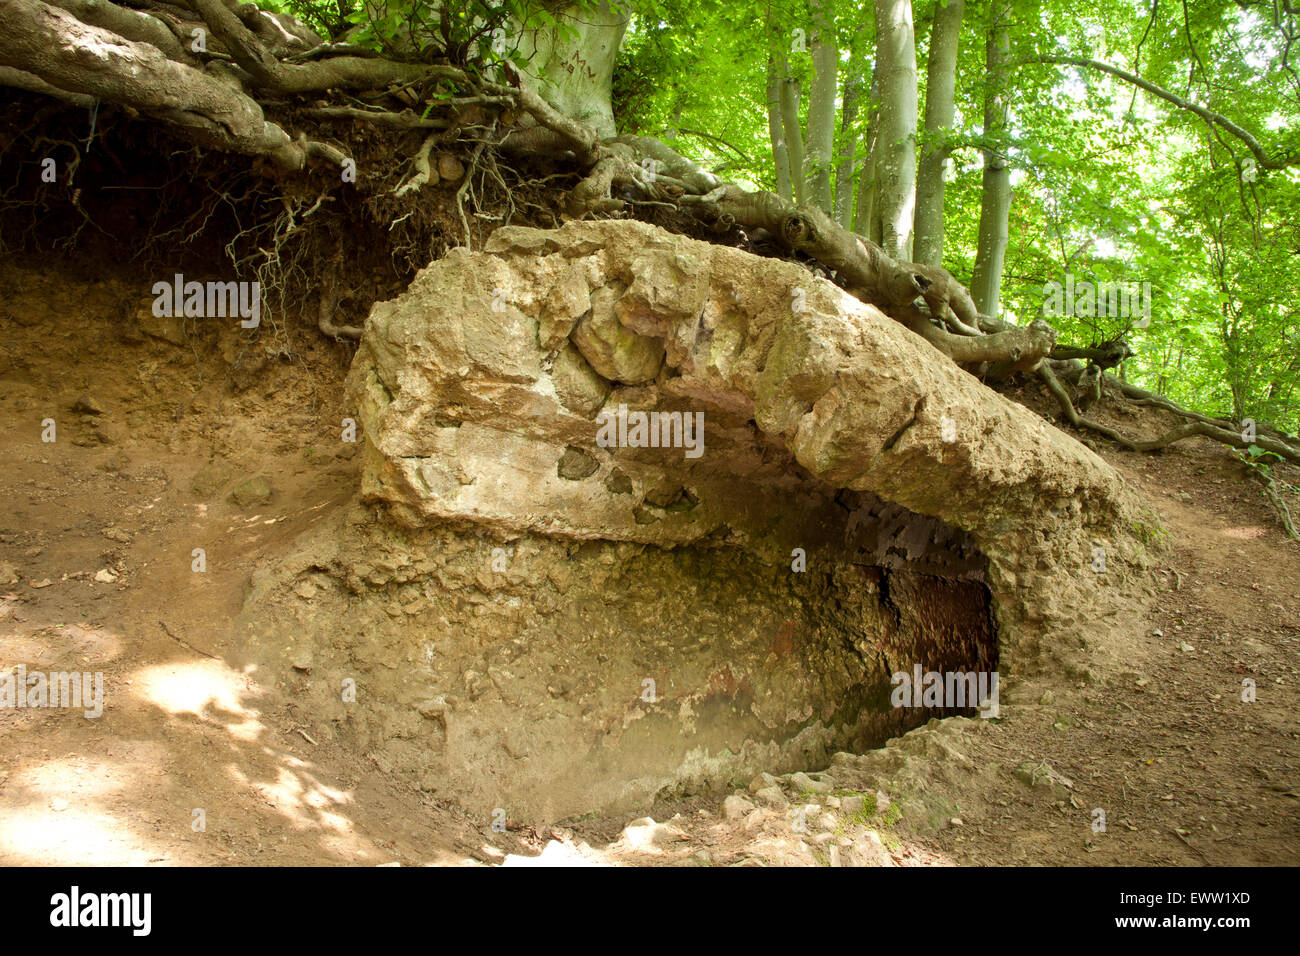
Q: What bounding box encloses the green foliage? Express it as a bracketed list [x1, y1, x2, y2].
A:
[259, 0, 338, 36]
[1238, 443, 1285, 478]
[251, 1, 1296, 429]
[1130, 518, 1167, 547]
[601, 0, 1298, 431]
[259, 2, 587, 68]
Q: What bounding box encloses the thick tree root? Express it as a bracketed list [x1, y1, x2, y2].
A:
[1040, 364, 1300, 465]
[0, 0, 333, 169]
[1, 0, 1284, 465]
[679, 185, 1056, 367]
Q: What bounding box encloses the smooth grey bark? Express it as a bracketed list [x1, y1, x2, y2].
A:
[805, 0, 838, 213]
[834, 19, 870, 228]
[853, 64, 882, 242]
[766, 55, 793, 200]
[834, 77, 861, 227]
[872, 0, 919, 261]
[776, 51, 806, 205]
[515, 0, 628, 139]
[970, 0, 1012, 318]
[913, 0, 964, 267]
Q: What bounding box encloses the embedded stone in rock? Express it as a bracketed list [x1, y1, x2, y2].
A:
[72, 394, 104, 415]
[191, 460, 237, 499]
[436, 153, 465, 182]
[604, 468, 633, 494]
[557, 446, 599, 480]
[550, 342, 610, 418]
[228, 475, 273, 507]
[570, 284, 665, 384]
[539, 263, 594, 350]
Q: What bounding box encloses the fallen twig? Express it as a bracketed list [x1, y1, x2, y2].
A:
[158, 620, 219, 660]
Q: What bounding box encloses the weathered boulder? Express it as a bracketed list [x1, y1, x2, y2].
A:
[571, 284, 665, 383]
[346, 219, 1149, 650]
[240, 220, 1153, 822]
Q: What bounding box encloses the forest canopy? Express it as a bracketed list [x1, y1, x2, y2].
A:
[603, 0, 1300, 432]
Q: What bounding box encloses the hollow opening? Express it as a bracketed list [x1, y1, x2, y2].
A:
[235, 476, 998, 822]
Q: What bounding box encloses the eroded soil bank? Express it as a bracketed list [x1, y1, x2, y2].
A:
[0, 244, 1295, 865]
[231, 220, 1151, 820]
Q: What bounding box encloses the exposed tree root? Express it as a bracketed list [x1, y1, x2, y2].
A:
[2, 0, 1288, 468]
[393, 132, 440, 198]
[1040, 363, 1300, 465]
[1102, 373, 1300, 453]
[317, 256, 362, 341]
[1258, 473, 1300, 539]
[679, 184, 1056, 367]
[0, 0, 1061, 370]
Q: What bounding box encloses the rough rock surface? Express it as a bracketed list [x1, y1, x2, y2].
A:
[241, 220, 1155, 822]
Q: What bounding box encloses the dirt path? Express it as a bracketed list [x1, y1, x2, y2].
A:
[583, 425, 1300, 866]
[1, 258, 1296, 866]
[0, 261, 501, 865]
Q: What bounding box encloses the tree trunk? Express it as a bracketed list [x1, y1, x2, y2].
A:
[777, 53, 806, 205]
[913, 0, 964, 268]
[854, 65, 882, 242]
[805, 0, 838, 214]
[970, 0, 1011, 318]
[766, 54, 794, 201]
[872, 0, 919, 261]
[834, 80, 861, 226]
[834, 19, 870, 228]
[514, 0, 628, 139]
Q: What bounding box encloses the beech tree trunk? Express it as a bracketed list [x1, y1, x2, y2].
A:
[834, 19, 869, 228]
[914, 0, 964, 268]
[805, 0, 839, 214]
[854, 66, 882, 243]
[515, 0, 628, 138]
[872, 0, 919, 261]
[970, 0, 1012, 318]
[777, 55, 807, 205]
[766, 54, 794, 201]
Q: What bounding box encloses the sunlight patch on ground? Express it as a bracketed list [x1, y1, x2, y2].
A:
[1221, 526, 1267, 539]
[0, 749, 176, 865]
[221, 762, 382, 861]
[0, 807, 157, 865]
[502, 840, 604, 866]
[130, 661, 263, 741]
[9, 755, 136, 799]
[247, 765, 356, 833]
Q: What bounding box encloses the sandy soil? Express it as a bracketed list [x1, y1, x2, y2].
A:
[1, 255, 1296, 866]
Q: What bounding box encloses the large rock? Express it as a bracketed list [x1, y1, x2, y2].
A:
[346, 220, 1148, 639]
[238, 220, 1152, 823]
